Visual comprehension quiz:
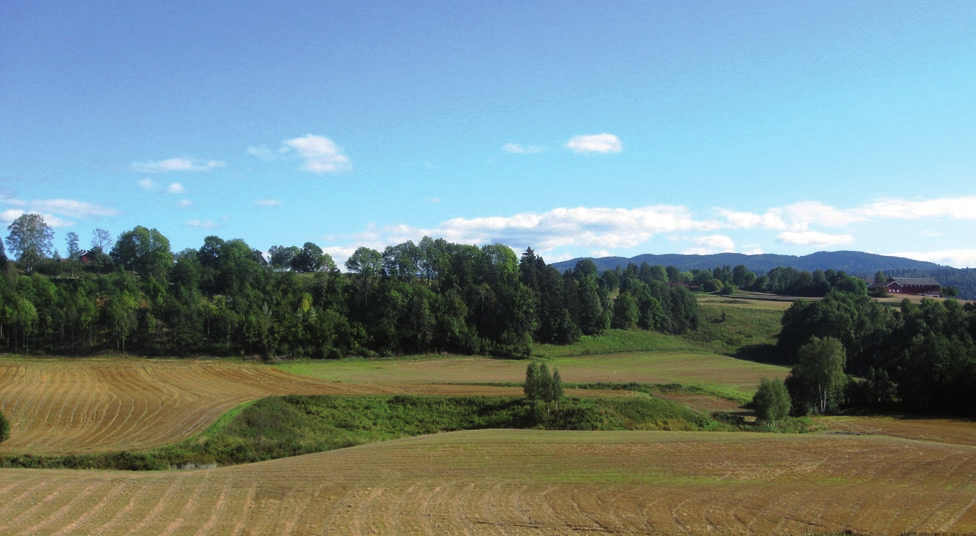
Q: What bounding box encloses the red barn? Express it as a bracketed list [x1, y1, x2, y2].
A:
[868, 277, 941, 297]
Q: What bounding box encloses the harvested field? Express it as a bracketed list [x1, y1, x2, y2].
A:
[697, 294, 797, 311]
[3, 430, 976, 534]
[822, 414, 976, 446]
[280, 352, 789, 398]
[0, 358, 621, 455]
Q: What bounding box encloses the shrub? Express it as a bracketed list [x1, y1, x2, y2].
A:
[752, 378, 791, 425]
[0, 409, 9, 443]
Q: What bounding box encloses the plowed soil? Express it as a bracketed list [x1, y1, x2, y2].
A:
[4, 430, 976, 535]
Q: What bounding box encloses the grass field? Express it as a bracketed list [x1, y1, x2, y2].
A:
[3, 429, 976, 534]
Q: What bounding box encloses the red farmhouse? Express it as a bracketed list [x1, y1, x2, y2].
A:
[868, 277, 942, 297]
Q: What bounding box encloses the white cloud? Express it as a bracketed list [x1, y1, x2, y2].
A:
[130, 157, 225, 173]
[324, 205, 720, 263]
[0, 209, 73, 228]
[30, 199, 118, 219]
[857, 196, 976, 220]
[778, 231, 855, 248]
[282, 134, 351, 174]
[178, 199, 192, 208]
[0, 209, 24, 223]
[247, 145, 279, 162]
[566, 133, 622, 154]
[694, 234, 736, 252]
[254, 199, 283, 207]
[185, 219, 222, 230]
[890, 249, 976, 269]
[502, 143, 544, 154]
[719, 201, 862, 231]
[138, 178, 155, 191]
[779, 201, 864, 228]
[0, 198, 118, 228]
[166, 182, 185, 194]
[718, 208, 788, 230]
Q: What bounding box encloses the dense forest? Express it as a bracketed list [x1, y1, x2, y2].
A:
[0, 216, 704, 358]
[776, 290, 976, 416]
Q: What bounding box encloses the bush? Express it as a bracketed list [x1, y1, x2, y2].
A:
[752, 378, 791, 425]
[0, 410, 9, 443]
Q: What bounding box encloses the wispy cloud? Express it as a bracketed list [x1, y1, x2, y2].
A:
[0, 209, 75, 228]
[138, 178, 155, 191]
[185, 219, 222, 230]
[721, 196, 976, 233]
[166, 182, 185, 194]
[502, 143, 544, 154]
[0, 196, 118, 229]
[892, 249, 976, 268]
[282, 134, 351, 174]
[178, 199, 192, 208]
[320, 194, 976, 268]
[857, 196, 976, 220]
[247, 145, 279, 162]
[720, 201, 863, 231]
[684, 234, 736, 254]
[324, 205, 721, 266]
[778, 231, 855, 247]
[566, 133, 622, 154]
[130, 157, 225, 173]
[254, 199, 283, 207]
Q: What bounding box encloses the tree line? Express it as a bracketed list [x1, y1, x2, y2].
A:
[775, 289, 976, 417]
[1, 214, 706, 358]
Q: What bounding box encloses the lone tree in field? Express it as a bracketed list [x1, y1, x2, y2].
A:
[524, 362, 564, 411]
[785, 336, 847, 415]
[0, 409, 9, 444]
[752, 378, 791, 425]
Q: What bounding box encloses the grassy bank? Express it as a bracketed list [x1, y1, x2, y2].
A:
[0, 393, 742, 471]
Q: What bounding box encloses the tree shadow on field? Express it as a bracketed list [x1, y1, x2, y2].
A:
[732, 343, 789, 366]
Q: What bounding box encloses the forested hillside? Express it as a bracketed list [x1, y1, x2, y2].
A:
[553, 252, 976, 299]
[0, 217, 702, 358]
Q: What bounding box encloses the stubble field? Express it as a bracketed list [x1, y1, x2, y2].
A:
[4, 430, 976, 534]
[0, 358, 627, 456]
[2, 347, 976, 534]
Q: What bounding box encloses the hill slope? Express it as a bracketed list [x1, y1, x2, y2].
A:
[551, 250, 947, 274]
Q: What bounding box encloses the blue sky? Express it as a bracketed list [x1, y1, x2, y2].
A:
[2, 1, 975, 268]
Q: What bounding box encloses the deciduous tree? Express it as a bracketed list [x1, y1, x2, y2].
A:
[110, 226, 173, 279]
[785, 336, 847, 415]
[752, 378, 791, 425]
[5, 213, 54, 273]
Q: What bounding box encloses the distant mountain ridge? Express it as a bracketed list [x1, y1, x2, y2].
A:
[549, 251, 947, 275]
[550, 251, 976, 300]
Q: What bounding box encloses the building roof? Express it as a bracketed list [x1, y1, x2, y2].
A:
[889, 277, 941, 287]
